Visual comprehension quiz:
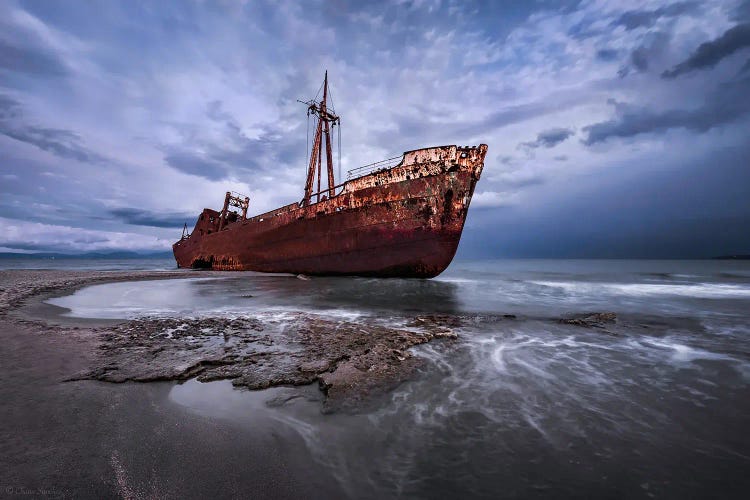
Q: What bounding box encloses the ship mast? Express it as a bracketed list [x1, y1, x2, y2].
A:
[302, 72, 340, 205]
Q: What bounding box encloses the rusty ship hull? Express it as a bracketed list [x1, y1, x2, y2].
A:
[173, 144, 487, 278]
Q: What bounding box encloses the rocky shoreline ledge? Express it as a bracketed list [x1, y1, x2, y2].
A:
[70, 313, 460, 412]
[0, 270, 465, 412]
[1, 270, 624, 412]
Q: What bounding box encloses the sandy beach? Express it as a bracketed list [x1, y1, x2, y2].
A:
[0, 270, 346, 499]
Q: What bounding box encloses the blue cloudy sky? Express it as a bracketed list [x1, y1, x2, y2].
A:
[1, 0, 749, 257]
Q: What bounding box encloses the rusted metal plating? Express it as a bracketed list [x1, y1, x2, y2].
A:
[217, 191, 249, 231]
[173, 144, 487, 277]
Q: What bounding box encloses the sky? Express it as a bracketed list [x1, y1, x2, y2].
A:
[1, 0, 749, 258]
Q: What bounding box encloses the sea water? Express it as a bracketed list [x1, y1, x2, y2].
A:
[0, 257, 175, 271]
[47, 259, 750, 497]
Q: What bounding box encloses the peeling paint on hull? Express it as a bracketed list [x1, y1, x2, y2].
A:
[173, 144, 487, 278]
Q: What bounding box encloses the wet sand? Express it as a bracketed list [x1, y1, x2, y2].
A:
[0, 270, 344, 498]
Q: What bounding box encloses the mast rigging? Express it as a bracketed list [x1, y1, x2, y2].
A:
[300, 71, 340, 205]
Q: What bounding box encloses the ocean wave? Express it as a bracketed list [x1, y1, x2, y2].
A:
[637, 338, 743, 364]
[531, 281, 750, 298]
[433, 277, 478, 283]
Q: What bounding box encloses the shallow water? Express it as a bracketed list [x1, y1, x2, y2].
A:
[50, 260, 750, 497]
[0, 257, 175, 271]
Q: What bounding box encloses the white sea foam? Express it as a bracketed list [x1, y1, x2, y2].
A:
[491, 342, 508, 372]
[434, 277, 478, 283]
[641, 338, 740, 364]
[532, 281, 750, 298]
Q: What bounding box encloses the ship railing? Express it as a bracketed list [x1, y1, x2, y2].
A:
[302, 155, 402, 206]
[305, 183, 347, 205]
[346, 155, 402, 180]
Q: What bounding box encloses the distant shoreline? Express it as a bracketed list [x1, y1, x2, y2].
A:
[2, 252, 750, 261]
[0, 251, 172, 260]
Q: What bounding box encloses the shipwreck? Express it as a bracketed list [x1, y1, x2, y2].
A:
[173, 73, 487, 278]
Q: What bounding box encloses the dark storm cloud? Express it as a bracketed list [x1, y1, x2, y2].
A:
[569, 2, 695, 42]
[596, 49, 619, 61]
[610, 2, 698, 31]
[582, 77, 750, 144]
[507, 175, 545, 189]
[204, 126, 290, 174]
[163, 150, 229, 180]
[0, 38, 68, 78]
[468, 101, 559, 135]
[109, 208, 193, 228]
[0, 94, 106, 164]
[205, 100, 234, 123]
[662, 23, 750, 78]
[375, 87, 591, 148]
[733, 0, 750, 22]
[0, 242, 59, 252]
[1, 126, 105, 164]
[70, 235, 110, 244]
[164, 101, 304, 180]
[630, 46, 650, 71]
[520, 128, 575, 149]
[0, 93, 21, 119]
[461, 140, 750, 259]
[567, 20, 599, 41]
[1, 238, 110, 252]
[380, 90, 589, 148]
[618, 32, 671, 77]
[0, 235, 111, 251]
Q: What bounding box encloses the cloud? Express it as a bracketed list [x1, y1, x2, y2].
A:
[485, 163, 545, 189]
[204, 124, 297, 176]
[108, 208, 194, 228]
[618, 31, 671, 77]
[161, 100, 303, 182]
[471, 191, 514, 209]
[0, 94, 106, 163]
[0, 93, 22, 119]
[596, 49, 619, 61]
[630, 46, 650, 72]
[0, 0, 748, 257]
[449, 92, 590, 139]
[163, 149, 229, 180]
[0, 37, 68, 78]
[520, 128, 575, 149]
[0, 217, 171, 252]
[462, 138, 750, 259]
[662, 23, 750, 78]
[582, 77, 750, 144]
[2, 126, 105, 163]
[733, 0, 750, 22]
[610, 2, 699, 31]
